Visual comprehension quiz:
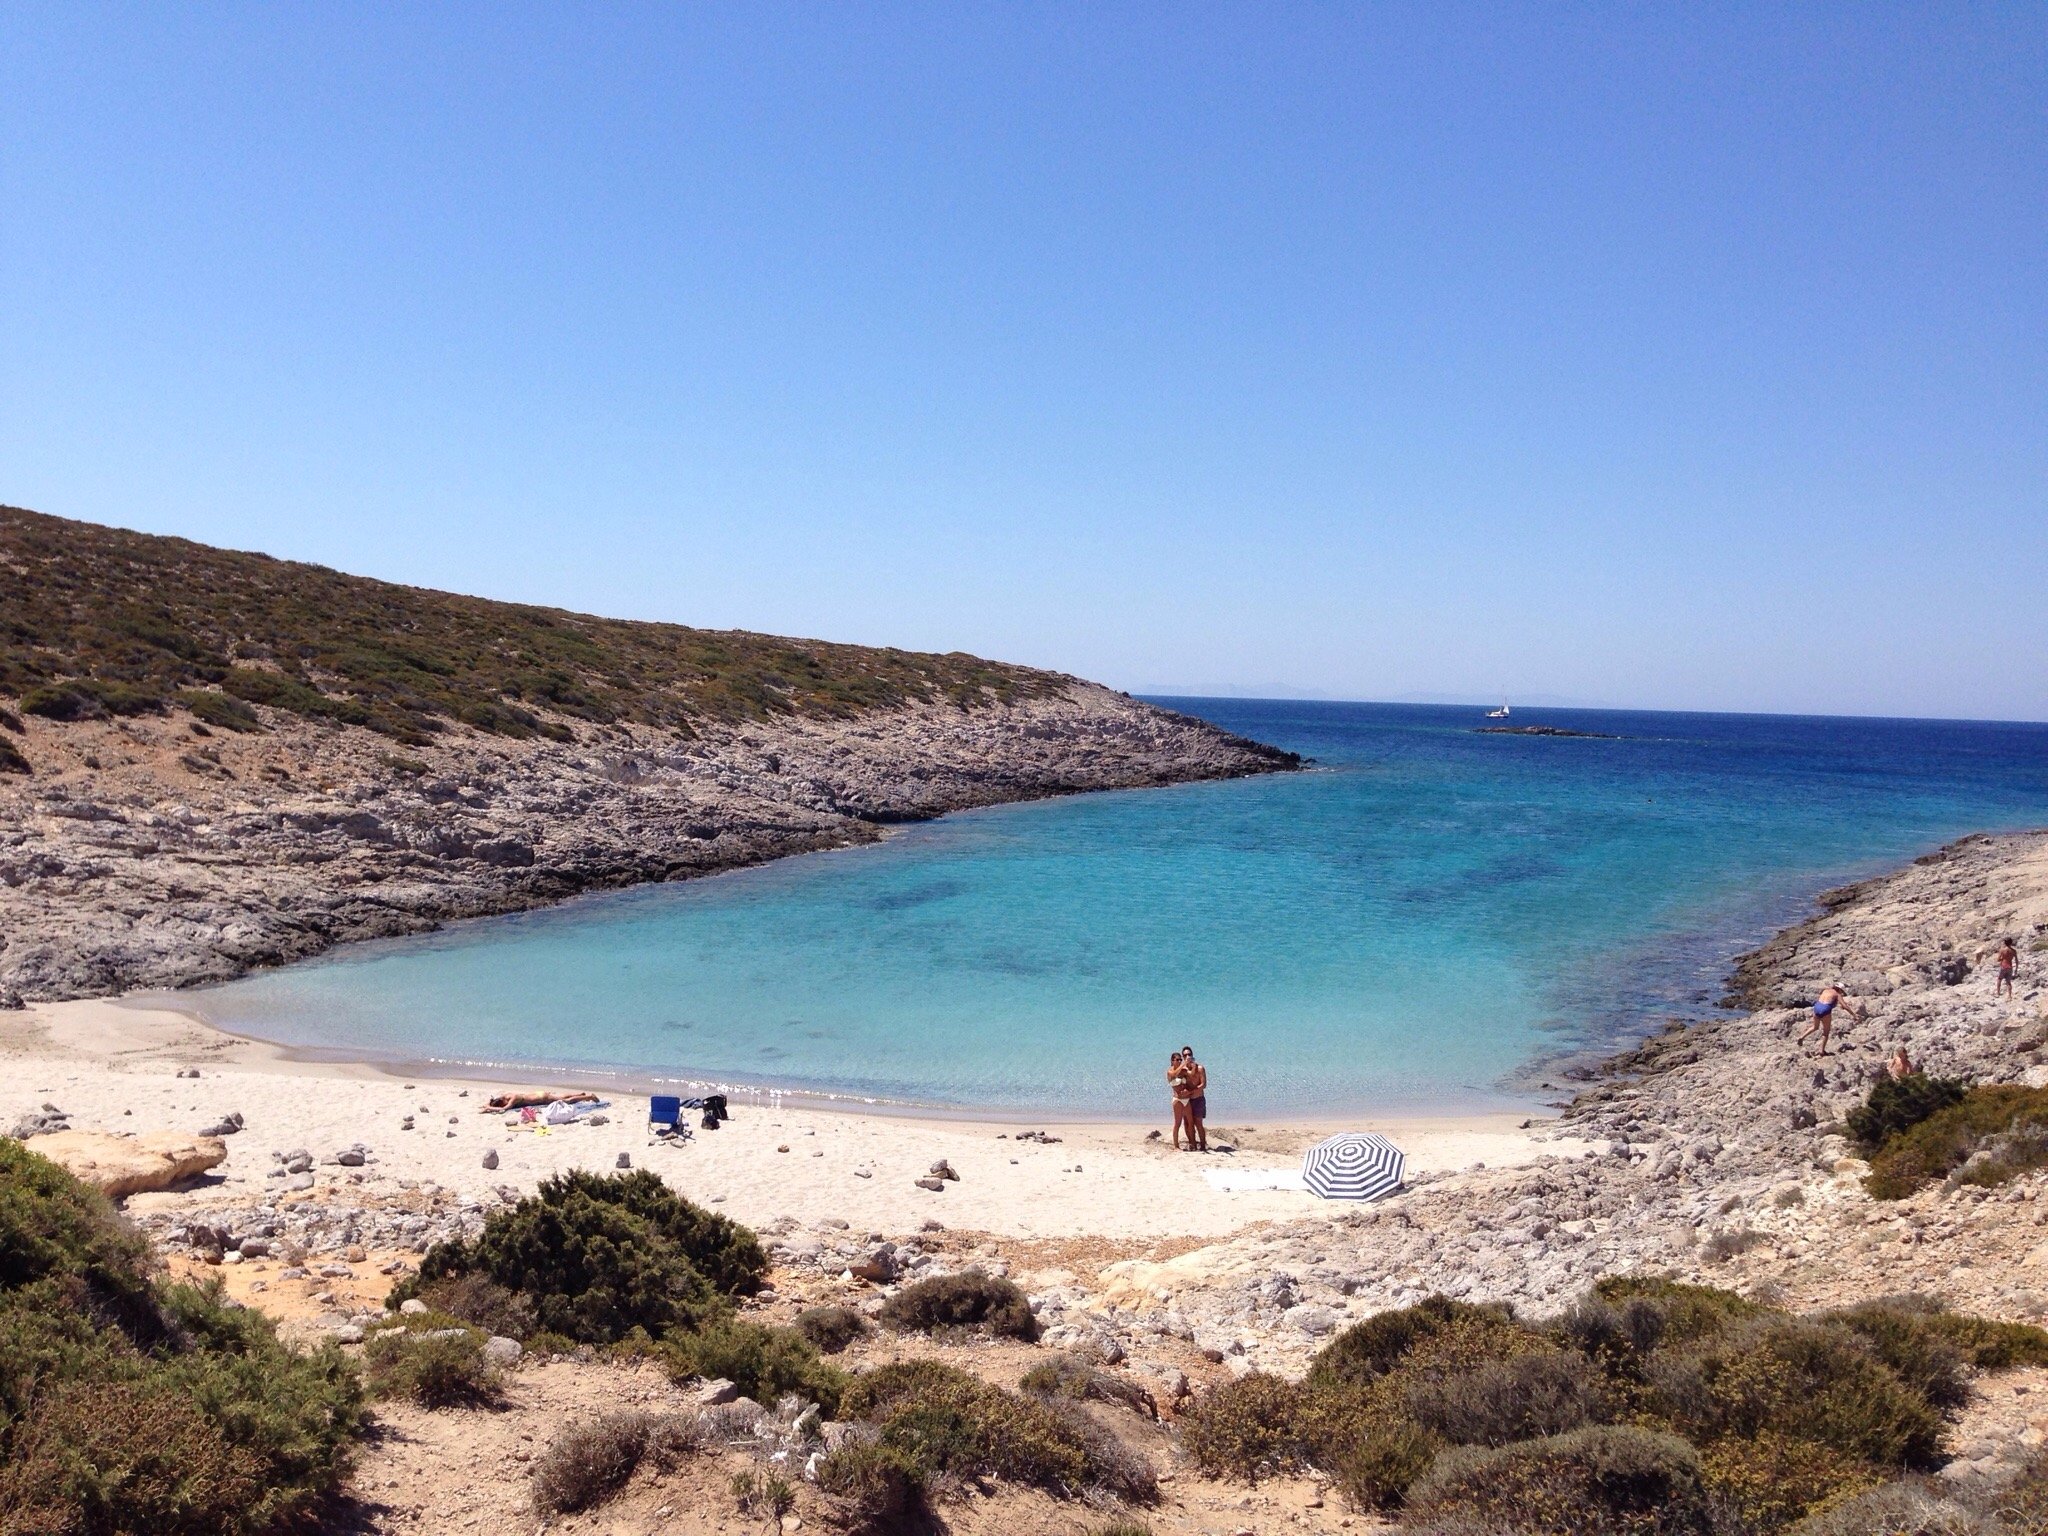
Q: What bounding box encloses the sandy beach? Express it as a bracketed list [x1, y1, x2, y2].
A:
[0, 994, 1589, 1243]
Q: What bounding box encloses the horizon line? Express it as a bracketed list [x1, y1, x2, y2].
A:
[1133, 691, 2048, 729]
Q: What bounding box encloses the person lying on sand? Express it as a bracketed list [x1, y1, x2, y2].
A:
[483, 1089, 600, 1112]
[1797, 986, 1864, 1056]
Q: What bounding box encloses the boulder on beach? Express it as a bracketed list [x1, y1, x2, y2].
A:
[24, 1129, 227, 1197]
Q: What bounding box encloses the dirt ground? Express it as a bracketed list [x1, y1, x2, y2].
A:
[336, 1352, 2048, 1536]
[342, 1353, 1366, 1536]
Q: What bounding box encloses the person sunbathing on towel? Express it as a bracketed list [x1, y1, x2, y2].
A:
[484, 1089, 598, 1112]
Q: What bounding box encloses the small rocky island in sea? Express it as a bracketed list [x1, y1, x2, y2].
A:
[1475, 723, 1619, 738]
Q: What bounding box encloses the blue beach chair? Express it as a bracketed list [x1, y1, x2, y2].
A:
[648, 1095, 691, 1142]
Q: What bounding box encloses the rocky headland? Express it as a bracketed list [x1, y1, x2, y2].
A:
[0, 506, 1295, 1000]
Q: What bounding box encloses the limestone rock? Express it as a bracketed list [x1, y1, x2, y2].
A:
[23, 1129, 227, 1197]
[0, 681, 1294, 1003]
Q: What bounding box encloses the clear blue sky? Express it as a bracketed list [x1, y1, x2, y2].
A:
[3, 5, 2043, 720]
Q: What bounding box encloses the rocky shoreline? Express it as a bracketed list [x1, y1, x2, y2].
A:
[1046, 829, 2048, 1380]
[0, 681, 1295, 1001]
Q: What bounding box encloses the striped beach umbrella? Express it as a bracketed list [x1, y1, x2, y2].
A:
[1301, 1132, 1405, 1201]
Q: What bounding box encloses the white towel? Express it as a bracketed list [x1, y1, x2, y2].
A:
[1203, 1166, 1308, 1192]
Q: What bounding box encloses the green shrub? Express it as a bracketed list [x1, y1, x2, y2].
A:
[536, 1169, 766, 1297]
[731, 1469, 796, 1519]
[363, 1326, 498, 1407]
[1403, 1425, 1713, 1536]
[1293, 1299, 1560, 1509]
[1917, 1309, 2048, 1369]
[1781, 1478, 1983, 1536]
[177, 688, 264, 733]
[841, 1358, 1144, 1498]
[530, 1411, 700, 1515]
[1984, 1449, 2048, 1534]
[395, 1170, 758, 1343]
[1397, 1347, 1600, 1448]
[0, 1142, 363, 1535]
[0, 735, 26, 774]
[1847, 1073, 1970, 1154]
[1555, 1293, 1684, 1375]
[1021, 1353, 1159, 1418]
[1306, 1297, 1528, 1394]
[21, 680, 163, 720]
[661, 1319, 845, 1414]
[1177, 1372, 1308, 1480]
[815, 1438, 923, 1533]
[1824, 1299, 1972, 1410]
[1591, 1277, 1763, 1341]
[1324, 1417, 1441, 1511]
[876, 1269, 1037, 1340]
[793, 1304, 867, 1354]
[1038, 1397, 1158, 1503]
[414, 1272, 537, 1340]
[1697, 1430, 1884, 1533]
[1646, 1317, 1943, 1471]
[0, 1138, 163, 1363]
[0, 1376, 265, 1536]
[1824, 1295, 2048, 1371]
[1864, 1086, 2048, 1199]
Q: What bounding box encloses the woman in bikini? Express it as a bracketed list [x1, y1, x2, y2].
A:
[1167, 1050, 1193, 1149]
[1182, 1045, 1209, 1152]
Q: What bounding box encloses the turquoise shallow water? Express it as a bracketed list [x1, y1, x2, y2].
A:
[182, 701, 2048, 1116]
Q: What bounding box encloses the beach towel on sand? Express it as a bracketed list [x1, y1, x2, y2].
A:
[1203, 1166, 1308, 1192]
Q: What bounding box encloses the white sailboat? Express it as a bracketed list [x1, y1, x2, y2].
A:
[1485, 699, 1510, 718]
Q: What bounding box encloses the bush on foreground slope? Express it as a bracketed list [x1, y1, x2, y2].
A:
[390, 1169, 843, 1416]
[0, 1139, 363, 1535]
[1180, 1281, 2048, 1534]
[1861, 1084, 2048, 1200]
[393, 1168, 766, 1342]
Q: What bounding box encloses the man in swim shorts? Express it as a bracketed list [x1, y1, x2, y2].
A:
[1797, 985, 1864, 1056]
[1996, 938, 2019, 1000]
[1181, 1044, 1209, 1152]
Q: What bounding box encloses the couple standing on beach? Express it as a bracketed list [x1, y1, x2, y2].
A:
[1169, 1046, 1208, 1151]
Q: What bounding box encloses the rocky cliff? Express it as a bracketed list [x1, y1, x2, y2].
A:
[0, 510, 1296, 999]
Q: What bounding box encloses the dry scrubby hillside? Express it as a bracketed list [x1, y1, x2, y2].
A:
[0, 503, 1062, 745]
[0, 508, 1296, 999]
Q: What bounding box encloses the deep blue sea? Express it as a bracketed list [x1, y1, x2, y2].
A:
[180, 701, 2048, 1117]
